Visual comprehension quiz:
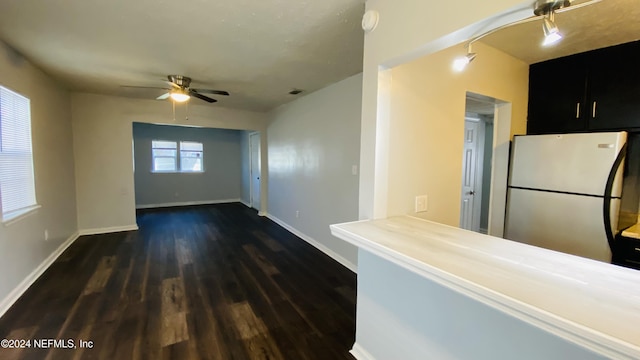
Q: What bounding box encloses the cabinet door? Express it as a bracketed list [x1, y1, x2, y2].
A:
[527, 55, 588, 134]
[588, 41, 640, 131]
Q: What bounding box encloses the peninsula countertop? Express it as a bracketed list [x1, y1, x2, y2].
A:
[330, 216, 640, 360]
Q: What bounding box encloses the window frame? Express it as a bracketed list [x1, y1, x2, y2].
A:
[179, 141, 204, 173]
[0, 85, 39, 224]
[151, 140, 178, 173]
[151, 139, 204, 174]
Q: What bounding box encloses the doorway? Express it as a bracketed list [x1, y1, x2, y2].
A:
[460, 94, 496, 234]
[249, 132, 261, 211]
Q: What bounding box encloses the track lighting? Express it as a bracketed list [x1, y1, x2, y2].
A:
[451, 0, 591, 71]
[453, 50, 477, 72]
[542, 11, 562, 46]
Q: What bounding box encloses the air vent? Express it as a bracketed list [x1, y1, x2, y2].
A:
[288, 89, 303, 95]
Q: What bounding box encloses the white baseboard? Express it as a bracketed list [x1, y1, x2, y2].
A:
[0, 231, 80, 318]
[351, 343, 375, 360]
[266, 213, 357, 273]
[135, 198, 241, 210]
[78, 224, 139, 236]
[239, 200, 263, 214]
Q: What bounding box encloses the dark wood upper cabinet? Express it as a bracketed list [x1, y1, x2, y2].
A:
[527, 54, 588, 134]
[587, 41, 640, 131]
[527, 40, 640, 135]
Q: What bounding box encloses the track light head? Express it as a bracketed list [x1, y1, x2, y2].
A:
[542, 12, 563, 46]
[452, 52, 477, 72]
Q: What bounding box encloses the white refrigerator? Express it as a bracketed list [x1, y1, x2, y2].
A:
[504, 131, 627, 262]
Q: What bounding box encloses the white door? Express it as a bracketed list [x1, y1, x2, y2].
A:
[460, 120, 484, 231]
[249, 132, 261, 211]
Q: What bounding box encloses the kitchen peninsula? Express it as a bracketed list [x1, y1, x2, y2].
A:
[331, 216, 640, 360]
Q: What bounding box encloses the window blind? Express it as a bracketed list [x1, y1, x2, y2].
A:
[180, 141, 203, 172]
[152, 140, 177, 172]
[0, 86, 37, 217]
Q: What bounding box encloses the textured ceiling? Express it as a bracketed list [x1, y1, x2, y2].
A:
[2, 0, 637, 112]
[0, 0, 365, 111]
[480, 0, 640, 64]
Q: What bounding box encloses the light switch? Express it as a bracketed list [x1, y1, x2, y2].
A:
[352, 165, 358, 175]
[415, 195, 428, 213]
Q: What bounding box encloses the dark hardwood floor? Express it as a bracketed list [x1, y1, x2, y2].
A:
[0, 203, 357, 359]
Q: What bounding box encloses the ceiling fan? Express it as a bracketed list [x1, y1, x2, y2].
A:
[122, 75, 229, 103]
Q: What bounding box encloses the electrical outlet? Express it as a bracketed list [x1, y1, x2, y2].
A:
[415, 195, 428, 213]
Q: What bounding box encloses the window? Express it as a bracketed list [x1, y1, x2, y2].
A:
[0, 86, 37, 220]
[151, 140, 203, 173]
[152, 140, 177, 172]
[180, 141, 203, 172]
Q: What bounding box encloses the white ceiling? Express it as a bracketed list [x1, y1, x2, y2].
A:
[1, 0, 637, 113]
[0, 0, 365, 112]
[480, 0, 640, 64]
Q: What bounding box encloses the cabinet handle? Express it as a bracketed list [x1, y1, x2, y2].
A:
[576, 103, 580, 118]
[592, 101, 597, 118]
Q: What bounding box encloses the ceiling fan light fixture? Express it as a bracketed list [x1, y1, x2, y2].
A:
[170, 89, 190, 102]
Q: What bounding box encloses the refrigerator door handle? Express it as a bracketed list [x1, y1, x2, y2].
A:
[603, 143, 627, 251]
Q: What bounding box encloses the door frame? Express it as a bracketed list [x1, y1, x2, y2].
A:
[463, 92, 512, 237]
[249, 131, 261, 211]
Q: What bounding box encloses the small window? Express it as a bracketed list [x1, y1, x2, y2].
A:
[180, 141, 203, 172]
[152, 140, 177, 172]
[0, 85, 37, 220]
[151, 140, 203, 173]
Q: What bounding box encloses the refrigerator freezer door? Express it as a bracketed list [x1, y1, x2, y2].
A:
[509, 132, 626, 197]
[504, 188, 620, 262]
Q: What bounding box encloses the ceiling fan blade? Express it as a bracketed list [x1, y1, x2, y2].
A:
[121, 85, 169, 90]
[165, 81, 181, 89]
[190, 91, 217, 103]
[191, 88, 230, 96]
[556, 0, 602, 13]
[156, 93, 170, 100]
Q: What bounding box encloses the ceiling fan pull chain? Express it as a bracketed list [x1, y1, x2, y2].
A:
[186, 101, 189, 121]
[172, 99, 176, 122]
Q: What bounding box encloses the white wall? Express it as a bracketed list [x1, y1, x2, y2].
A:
[71, 93, 267, 233]
[267, 73, 362, 271]
[0, 42, 77, 312]
[132, 123, 243, 207]
[387, 41, 529, 225]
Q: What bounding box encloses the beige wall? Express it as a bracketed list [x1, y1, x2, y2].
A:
[387, 42, 529, 225]
[71, 93, 267, 233]
[359, 0, 532, 219]
[0, 42, 77, 307]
